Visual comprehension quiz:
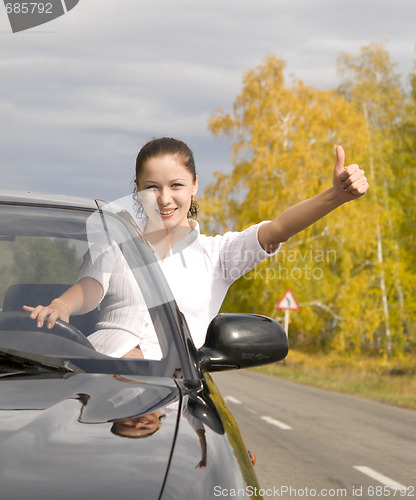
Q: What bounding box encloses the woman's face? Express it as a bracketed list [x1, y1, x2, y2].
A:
[137, 154, 198, 230]
[112, 413, 162, 438]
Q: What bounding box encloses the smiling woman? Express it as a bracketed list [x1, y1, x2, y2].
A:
[134, 138, 199, 257]
[138, 155, 198, 233]
[24, 136, 368, 359]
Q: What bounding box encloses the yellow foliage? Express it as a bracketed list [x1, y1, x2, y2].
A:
[201, 47, 416, 357]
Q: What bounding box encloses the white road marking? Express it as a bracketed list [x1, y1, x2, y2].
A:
[354, 466, 408, 491]
[246, 407, 257, 415]
[261, 415, 292, 430]
[224, 396, 242, 405]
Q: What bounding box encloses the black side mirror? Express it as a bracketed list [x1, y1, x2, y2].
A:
[198, 313, 288, 372]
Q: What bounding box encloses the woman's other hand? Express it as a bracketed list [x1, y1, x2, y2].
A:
[23, 299, 70, 329]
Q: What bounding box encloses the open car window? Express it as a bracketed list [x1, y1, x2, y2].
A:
[0, 200, 189, 378]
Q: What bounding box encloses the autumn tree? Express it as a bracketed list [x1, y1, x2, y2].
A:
[390, 54, 416, 351]
[337, 42, 412, 357]
[202, 55, 382, 354]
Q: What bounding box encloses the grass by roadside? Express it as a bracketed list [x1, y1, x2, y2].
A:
[253, 349, 416, 410]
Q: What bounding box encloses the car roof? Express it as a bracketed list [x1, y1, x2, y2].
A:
[0, 190, 99, 210]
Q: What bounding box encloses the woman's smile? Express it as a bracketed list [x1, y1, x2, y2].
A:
[159, 208, 177, 217]
[137, 154, 198, 230]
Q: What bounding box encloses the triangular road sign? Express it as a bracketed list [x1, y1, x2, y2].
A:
[276, 289, 299, 310]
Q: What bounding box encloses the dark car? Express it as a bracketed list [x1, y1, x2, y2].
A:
[0, 190, 288, 500]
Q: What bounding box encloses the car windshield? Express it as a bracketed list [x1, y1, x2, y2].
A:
[0, 197, 191, 378]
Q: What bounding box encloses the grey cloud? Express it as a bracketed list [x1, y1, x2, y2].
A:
[0, 0, 415, 201]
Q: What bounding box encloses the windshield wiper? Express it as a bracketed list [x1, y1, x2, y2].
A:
[0, 347, 84, 375]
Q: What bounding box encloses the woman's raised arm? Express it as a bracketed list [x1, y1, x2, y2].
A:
[258, 146, 369, 253]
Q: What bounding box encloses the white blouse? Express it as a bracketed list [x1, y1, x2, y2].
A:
[79, 221, 278, 359]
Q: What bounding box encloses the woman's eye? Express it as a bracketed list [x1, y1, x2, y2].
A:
[172, 183, 184, 188]
[145, 185, 158, 190]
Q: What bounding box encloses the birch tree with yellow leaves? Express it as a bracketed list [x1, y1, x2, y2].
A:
[337, 42, 413, 357]
[391, 55, 416, 353]
[202, 51, 414, 357]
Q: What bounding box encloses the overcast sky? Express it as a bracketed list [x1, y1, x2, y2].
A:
[1, 0, 415, 202]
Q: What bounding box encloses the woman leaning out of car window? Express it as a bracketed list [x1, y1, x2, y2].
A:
[23, 137, 369, 359]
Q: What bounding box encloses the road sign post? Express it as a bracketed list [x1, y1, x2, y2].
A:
[276, 289, 299, 337]
[283, 309, 290, 337]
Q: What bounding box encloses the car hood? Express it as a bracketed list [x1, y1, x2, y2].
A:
[0, 373, 181, 500]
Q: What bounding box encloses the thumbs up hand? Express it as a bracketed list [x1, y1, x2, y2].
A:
[333, 146, 369, 202]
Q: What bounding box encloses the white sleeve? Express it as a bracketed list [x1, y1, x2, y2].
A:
[76, 243, 118, 298]
[217, 221, 280, 286]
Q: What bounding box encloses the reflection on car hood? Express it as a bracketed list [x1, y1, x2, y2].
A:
[0, 373, 180, 500]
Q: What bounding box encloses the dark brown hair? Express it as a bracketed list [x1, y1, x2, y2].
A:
[133, 137, 199, 219]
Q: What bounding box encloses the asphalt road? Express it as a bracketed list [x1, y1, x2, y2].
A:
[212, 370, 416, 499]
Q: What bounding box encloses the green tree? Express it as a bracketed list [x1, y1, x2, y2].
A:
[12, 237, 81, 284]
[0, 237, 81, 307]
